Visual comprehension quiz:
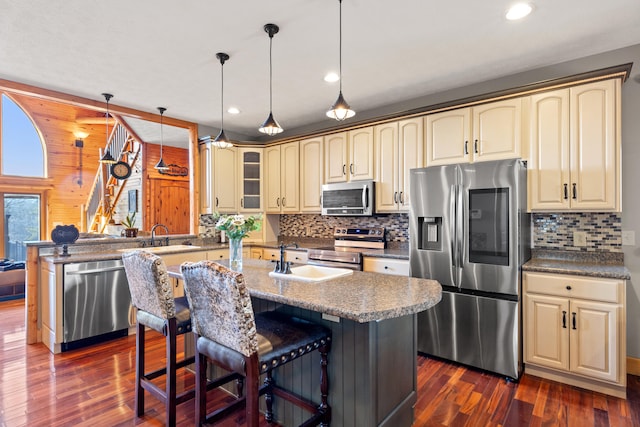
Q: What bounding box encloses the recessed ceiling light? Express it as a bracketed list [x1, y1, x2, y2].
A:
[324, 72, 340, 83]
[506, 3, 533, 20]
[227, 107, 240, 114]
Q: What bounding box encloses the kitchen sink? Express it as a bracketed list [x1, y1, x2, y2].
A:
[268, 265, 353, 282]
[119, 244, 201, 254]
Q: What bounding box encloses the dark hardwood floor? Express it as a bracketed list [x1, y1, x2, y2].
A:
[1, 298, 638, 426]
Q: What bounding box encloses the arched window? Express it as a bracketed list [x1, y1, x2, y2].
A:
[1, 94, 45, 177]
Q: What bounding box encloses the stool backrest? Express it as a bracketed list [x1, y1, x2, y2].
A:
[181, 260, 258, 357]
[122, 250, 176, 319]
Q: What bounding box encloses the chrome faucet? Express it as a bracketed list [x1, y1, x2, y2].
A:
[150, 224, 170, 247]
[273, 242, 298, 274]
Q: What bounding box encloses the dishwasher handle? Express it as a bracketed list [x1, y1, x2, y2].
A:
[65, 266, 125, 275]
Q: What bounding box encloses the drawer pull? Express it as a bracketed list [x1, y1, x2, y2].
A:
[384, 266, 389, 269]
[566, 285, 572, 291]
[572, 312, 577, 330]
[563, 184, 568, 200]
[562, 311, 567, 328]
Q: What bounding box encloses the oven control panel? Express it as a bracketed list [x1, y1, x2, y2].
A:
[333, 227, 385, 239]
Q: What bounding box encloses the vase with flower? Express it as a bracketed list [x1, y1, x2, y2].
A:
[213, 213, 262, 271]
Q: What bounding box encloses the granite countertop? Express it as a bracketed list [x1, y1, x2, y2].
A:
[168, 259, 441, 323]
[522, 249, 630, 280]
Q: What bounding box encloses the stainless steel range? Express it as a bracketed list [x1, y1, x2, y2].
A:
[307, 227, 385, 270]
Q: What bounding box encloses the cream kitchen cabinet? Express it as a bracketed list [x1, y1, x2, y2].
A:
[425, 98, 522, 166]
[363, 257, 409, 276]
[238, 148, 263, 213]
[250, 248, 263, 260]
[375, 118, 424, 212]
[325, 128, 374, 183]
[285, 250, 308, 264]
[300, 137, 324, 212]
[265, 142, 300, 213]
[523, 271, 626, 398]
[199, 143, 238, 214]
[528, 79, 620, 211]
[262, 248, 279, 262]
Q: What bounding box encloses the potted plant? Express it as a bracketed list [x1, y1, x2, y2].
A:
[121, 212, 138, 238]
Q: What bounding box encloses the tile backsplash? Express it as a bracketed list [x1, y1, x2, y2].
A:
[532, 212, 621, 252]
[200, 212, 622, 253]
[279, 214, 409, 242]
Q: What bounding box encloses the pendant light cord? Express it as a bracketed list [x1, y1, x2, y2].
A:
[339, 0, 343, 93]
[159, 109, 164, 156]
[220, 61, 225, 131]
[269, 33, 273, 111]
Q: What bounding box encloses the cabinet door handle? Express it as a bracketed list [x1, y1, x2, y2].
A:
[562, 311, 567, 328]
[282, 197, 286, 207]
[240, 198, 244, 208]
[350, 163, 354, 174]
[474, 139, 479, 154]
[342, 164, 346, 175]
[464, 141, 468, 155]
[276, 197, 280, 207]
[215, 197, 219, 207]
[399, 191, 404, 204]
[563, 184, 568, 200]
[393, 192, 398, 203]
[572, 312, 577, 330]
[572, 183, 577, 200]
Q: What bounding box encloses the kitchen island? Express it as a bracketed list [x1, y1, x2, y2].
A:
[168, 259, 442, 427]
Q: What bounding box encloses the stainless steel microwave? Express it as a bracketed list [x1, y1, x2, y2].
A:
[321, 180, 374, 216]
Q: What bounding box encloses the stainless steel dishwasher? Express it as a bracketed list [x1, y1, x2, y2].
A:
[62, 259, 132, 351]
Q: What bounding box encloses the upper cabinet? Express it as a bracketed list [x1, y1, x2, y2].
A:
[528, 79, 620, 211]
[426, 98, 522, 166]
[199, 144, 238, 214]
[265, 141, 300, 214]
[375, 118, 424, 212]
[300, 137, 324, 213]
[213, 146, 238, 213]
[238, 148, 263, 213]
[325, 128, 374, 183]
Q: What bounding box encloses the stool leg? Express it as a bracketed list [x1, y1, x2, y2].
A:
[166, 319, 177, 427]
[135, 321, 145, 417]
[263, 370, 274, 423]
[319, 344, 331, 427]
[195, 342, 208, 426]
[246, 355, 260, 427]
[236, 377, 244, 398]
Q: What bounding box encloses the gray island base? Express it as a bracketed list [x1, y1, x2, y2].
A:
[168, 259, 442, 427]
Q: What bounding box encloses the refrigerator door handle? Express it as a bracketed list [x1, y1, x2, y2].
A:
[456, 181, 465, 273]
[449, 184, 457, 270]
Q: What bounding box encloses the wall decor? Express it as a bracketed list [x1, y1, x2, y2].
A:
[128, 189, 138, 213]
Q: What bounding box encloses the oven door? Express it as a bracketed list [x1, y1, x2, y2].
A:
[307, 259, 362, 271]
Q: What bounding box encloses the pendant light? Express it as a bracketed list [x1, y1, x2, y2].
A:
[211, 52, 233, 149]
[326, 0, 355, 121]
[154, 107, 169, 171]
[99, 93, 117, 163]
[258, 23, 284, 136]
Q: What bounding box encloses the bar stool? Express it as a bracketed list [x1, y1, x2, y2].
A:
[121, 250, 195, 427]
[181, 260, 332, 427]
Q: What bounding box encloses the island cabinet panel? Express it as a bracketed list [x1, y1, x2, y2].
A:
[249, 299, 418, 427]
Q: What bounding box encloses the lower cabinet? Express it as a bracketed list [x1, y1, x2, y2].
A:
[523, 271, 626, 397]
[250, 248, 263, 260]
[285, 249, 308, 264]
[363, 257, 409, 276]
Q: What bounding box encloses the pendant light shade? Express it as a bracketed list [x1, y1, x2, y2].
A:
[259, 23, 284, 136]
[154, 107, 169, 171]
[99, 93, 117, 163]
[327, 0, 355, 121]
[211, 52, 233, 149]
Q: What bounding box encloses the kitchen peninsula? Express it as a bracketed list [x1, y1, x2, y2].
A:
[169, 259, 442, 427]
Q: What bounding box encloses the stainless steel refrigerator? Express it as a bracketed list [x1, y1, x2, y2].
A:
[409, 158, 530, 380]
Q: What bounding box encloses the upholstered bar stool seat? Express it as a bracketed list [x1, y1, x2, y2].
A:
[122, 250, 196, 427]
[181, 260, 332, 427]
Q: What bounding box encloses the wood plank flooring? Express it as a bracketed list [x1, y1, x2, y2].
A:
[1, 299, 638, 426]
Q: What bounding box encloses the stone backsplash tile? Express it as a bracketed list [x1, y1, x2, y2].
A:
[532, 212, 621, 252]
[280, 213, 409, 242]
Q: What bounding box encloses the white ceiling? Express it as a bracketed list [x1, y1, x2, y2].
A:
[2, 0, 640, 147]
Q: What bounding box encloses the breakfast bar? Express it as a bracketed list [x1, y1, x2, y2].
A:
[168, 259, 442, 427]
